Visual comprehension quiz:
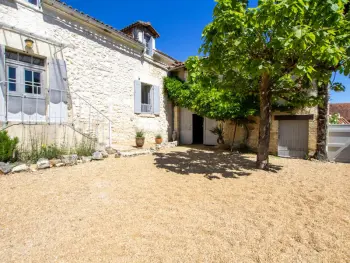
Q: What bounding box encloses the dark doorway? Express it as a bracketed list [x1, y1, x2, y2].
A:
[192, 114, 204, 144]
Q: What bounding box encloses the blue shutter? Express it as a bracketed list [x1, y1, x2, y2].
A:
[134, 80, 141, 114]
[48, 59, 68, 123]
[153, 85, 160, 115]
[0, 45, 6, 122]
[149, 37, 154, 56]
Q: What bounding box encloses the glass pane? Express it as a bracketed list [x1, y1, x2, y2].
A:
[25, 70, 33, 82]
[28, 0, 38, 5]
[8, 83, 16, 92]
[19, 54, 32, 64]
[34, 86, 41, 95]
[33, 57, 44, 66]
[33, 72, 41, 83]
[141, 85, 151, 104]
[5, 51, 18, 60]
[25, 85, 33, 94]
[8, 67, 16, 80]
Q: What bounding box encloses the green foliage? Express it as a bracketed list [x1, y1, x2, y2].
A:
[329, 113, 341, 124]
[210, 123, 225, 144]
[201, 0, 350, 101]
[0, 130, 19, 163]
[136, 130, 145, 138]
[74, 138, 96, 157]
[155, 134, 162, 139]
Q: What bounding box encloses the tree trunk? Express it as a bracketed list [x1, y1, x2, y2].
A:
[256, 72, 272, 170]
[230, 121, 238, 151]
[314, 82, 329, 161]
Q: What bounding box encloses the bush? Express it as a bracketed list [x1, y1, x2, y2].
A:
[74, 138, 95, 157]
[0, 130, 19, 163]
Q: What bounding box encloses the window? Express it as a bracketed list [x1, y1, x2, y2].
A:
[141, 83, 152, 113]
[25, 70, 42, 95]
[6, 50, 45, 66]
[5, 50, 45, 96]
[144, 34, 153, 56]
[27, 0, 39, 6]
[7, 67, 17, 92]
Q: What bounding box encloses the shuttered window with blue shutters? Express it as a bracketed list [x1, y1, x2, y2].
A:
[134, 80, 160, 115]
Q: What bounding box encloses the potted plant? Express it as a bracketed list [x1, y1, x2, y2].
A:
[210, 123, 226, 149]
[155, 134, 163, 145]
[135, 130, 145, 148]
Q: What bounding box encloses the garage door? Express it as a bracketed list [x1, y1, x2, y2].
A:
[278, 120, 309, 158]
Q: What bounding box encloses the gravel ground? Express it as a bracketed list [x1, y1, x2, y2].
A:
[0, 146, 349, 263]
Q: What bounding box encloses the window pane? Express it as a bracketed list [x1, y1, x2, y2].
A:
[8, 67, 16, 80]
[33, 57, 44, 66]
[33, 72, 41, 83]
[25, 70, 33, 82]
[141, 86, 150, 104]
[5, 51, 18, 60]
[25, 85, 33, 94]
[9, 83, 16, 92]
[19, 54, 32, 64]
[34, 86, 41, 95]
[28, 0, 38, 5]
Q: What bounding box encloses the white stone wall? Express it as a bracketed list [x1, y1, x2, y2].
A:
[0, 0, 172, 145]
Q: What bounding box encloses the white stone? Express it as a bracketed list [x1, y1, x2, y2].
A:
[37, 158, 50, 169]
[81, 156, 92, 163]
[92, 152, 103, 160]
[11, 164, 29, 173]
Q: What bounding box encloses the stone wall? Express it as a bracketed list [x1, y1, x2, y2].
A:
[223, 108, 318, 155]
[0, 0, 172, 146]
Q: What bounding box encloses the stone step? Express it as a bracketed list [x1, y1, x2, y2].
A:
[116, 149, 153, 158]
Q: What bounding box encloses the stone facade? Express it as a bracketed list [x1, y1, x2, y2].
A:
[0, 0, 176, 146]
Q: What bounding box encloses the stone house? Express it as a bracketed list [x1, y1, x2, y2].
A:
[0, 0, 179, 147]
[170, 64, 318, 158]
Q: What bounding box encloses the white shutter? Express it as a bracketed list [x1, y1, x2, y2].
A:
[180, 108, 193, 144]
[134, 80, 141, 114]
[48, 59, 68, 123]
[153, 85, 160, 115]
[0, 45, 5, 122]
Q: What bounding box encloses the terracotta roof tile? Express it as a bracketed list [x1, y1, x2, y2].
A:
[330, 103, 350, 121]
[121, 21, 160, 38]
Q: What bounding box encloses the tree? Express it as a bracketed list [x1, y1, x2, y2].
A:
[313, 3, 350, 161]
[200, 0, 350, 169]
[164, 57, 259, 145]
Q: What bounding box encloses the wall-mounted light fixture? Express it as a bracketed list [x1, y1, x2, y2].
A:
[24, 38, 34, 49]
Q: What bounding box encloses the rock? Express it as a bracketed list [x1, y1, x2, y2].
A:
[81, 156, 92, 163]
[101, 151, 109, 158]
[55, 163, 65, 167]
[77, 160, 83, 164]
[11, 164, 29, 173]
[61, 155, 78, 166]
[37, 158, 50, 169]
[92, 152, 103, 160]
[50, 159, 62, 167]
[0, 162, 13, 175]
[115, 151, 121, 158]
[30, 164, 37, 172]
[105, 147, 117, 155]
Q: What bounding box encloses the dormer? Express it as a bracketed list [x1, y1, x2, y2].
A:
[121, 21, 160, 56]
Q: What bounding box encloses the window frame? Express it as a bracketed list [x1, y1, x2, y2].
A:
[140, 82, 153, 114]
[5, 57, 45, 99]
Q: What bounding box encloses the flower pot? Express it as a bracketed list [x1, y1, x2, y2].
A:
[136, 137, 145, 148]
[155, 138, 163, 145]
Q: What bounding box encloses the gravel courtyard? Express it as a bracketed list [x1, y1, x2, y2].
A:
[0, 146, 349, 263]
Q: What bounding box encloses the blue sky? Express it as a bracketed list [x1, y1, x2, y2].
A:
[63, 0, 349, 103]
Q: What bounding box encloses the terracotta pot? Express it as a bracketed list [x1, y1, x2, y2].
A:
[136, 137, 145, 148]
[155, 138, 163, 145]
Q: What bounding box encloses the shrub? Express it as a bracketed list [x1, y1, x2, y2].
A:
[74, 138, 95, 157]
[155, 134, 162, 139]
[0, 130, 19, 163]
[136, 130, 145, 138]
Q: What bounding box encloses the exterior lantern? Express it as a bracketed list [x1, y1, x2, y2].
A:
[24, 39, 34, 49]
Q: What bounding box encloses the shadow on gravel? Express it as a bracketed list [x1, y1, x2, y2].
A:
[154, 146, 282, 180]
